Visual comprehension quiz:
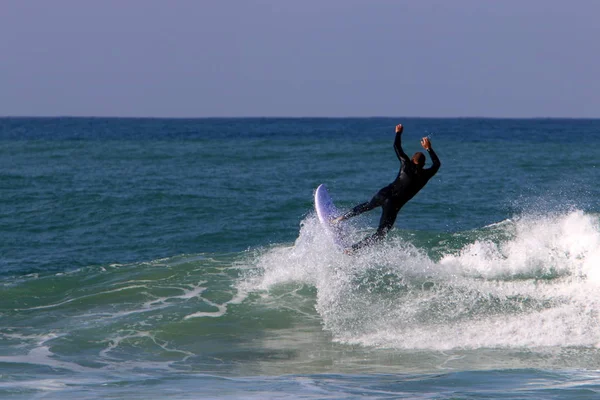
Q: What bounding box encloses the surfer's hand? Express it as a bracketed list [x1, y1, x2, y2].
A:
[395, 124, 403, 134]
[421, 137, 432, 150]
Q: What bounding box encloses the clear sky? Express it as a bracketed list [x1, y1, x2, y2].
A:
[1, 0, 599, 118]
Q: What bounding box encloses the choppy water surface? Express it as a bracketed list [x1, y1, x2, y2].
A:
[1, 118, 599, 399]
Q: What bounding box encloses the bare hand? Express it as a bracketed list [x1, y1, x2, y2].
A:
[421, 137, 432, 150]
[395, 124, 403, 134]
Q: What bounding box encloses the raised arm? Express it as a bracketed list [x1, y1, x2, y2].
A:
[421, 137, 441, 175]
[394, 124, 410, 163]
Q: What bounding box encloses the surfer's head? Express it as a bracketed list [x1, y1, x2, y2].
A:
[412, 152, 425, 168]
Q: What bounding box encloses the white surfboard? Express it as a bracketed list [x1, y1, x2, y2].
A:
[314, 184, 345, 248]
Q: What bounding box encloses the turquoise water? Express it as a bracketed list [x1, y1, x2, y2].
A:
[1, 118, 600, 399]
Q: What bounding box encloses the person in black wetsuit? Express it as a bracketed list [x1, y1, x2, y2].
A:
[332, 123, 441, 251]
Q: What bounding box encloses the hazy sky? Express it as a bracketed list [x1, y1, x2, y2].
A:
[2, 0, 599, 118]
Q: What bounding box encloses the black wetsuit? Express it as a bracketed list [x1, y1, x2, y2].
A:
[342, 132, 441, 250]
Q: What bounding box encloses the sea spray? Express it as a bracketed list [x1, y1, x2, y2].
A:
[244, 210, 600, 350]
[441, 210, 600, 280]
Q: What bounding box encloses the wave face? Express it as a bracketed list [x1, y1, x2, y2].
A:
[4, 209, 600, 387]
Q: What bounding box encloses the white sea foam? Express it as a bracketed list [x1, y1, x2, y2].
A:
[441, 210, 600, 280]
[245, 210, 600, 350]
[184, 286, 247, 320]
[0, 333, 94, 373]
[99, 330, 193, 362]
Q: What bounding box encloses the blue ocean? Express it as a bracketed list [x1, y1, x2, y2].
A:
[1, 118, 600, 399]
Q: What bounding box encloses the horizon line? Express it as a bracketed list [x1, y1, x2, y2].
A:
[1, 115, 599, 120]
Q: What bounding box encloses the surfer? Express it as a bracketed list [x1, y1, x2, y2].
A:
[332, 124, 441, 251]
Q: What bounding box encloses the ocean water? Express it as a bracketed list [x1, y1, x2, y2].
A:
[1, 117, 599, 399]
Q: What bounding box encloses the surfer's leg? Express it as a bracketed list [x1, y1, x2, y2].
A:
[336, 188, 389, 222]
[374, 200, 399, 239]
[345, 201, 375, 218]
[349, 199, 398, 251]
